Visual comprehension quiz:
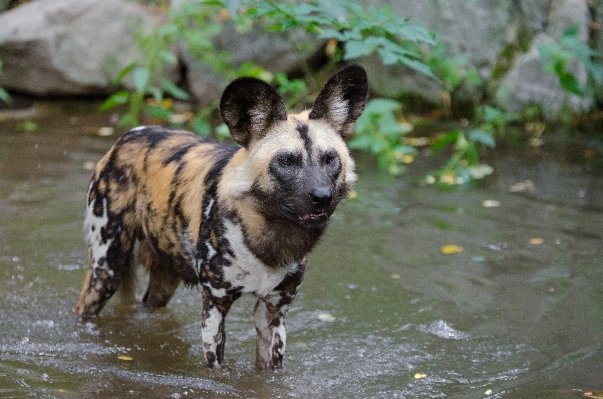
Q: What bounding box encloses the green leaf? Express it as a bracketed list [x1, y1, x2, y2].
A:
[387, 162, 404, 176]
[318, 28, 347, 41]
[344, 40, 374, 60]
[185, 30, 213, 51]
[393, 145, 417, 155]
[192, 114, 211, 137]
[353, 112, 373, 134]
[468, 130, 496, 148]
[295, 3, 320, 16]
[432, 131, 461, 152]
[158, 23, 178, 37]
[364, 98, 401, 116]
[145, 104, 173, 119]
[348, 133, 373, 150]
[160, 79, 190, 100]
[112, 62, 136, 85]
[370, 136, 389, 154]
[379, 114, 407, 139]
[159, 50, 178, 64]
[118, 113, 139, 127]
[392, 24, 437, 45]
[215, 122, 231, 138]
[147, 85, 163, 102]
[0, 87, 11, 104]
[465, 142, 479, 166]
[99, 91, 130, 111]
[400, 57, 438, 80]
[378, 48, 402, 65]
[558, 68, 582, 95]
[133, 67, 151, 93]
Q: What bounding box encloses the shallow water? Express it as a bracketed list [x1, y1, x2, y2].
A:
[1, 104, 602, 398]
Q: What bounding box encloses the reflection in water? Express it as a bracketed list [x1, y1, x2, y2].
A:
[0, 109, 602, 398]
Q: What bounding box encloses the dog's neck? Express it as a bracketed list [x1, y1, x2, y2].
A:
[228, 200, 326, 268]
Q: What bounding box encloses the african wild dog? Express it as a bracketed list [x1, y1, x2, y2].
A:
[76, 65, 368, 369]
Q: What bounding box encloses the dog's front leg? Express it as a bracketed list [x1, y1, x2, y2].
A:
[254, 262, 306, 369]
[201, 287, 238, 368]
[254, 294, 289, 369]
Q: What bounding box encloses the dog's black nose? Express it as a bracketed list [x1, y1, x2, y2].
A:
[309, 187, 332, 207]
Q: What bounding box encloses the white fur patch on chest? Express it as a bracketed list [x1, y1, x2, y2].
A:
[221, 220, 298, 297]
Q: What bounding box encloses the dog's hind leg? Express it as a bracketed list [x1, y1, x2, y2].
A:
[76, 193, 136, 317]
[139, 239, 181, 310]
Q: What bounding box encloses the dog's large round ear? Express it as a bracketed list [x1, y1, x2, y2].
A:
[220, 77, 287, 147]
[309, 65, 368, 138]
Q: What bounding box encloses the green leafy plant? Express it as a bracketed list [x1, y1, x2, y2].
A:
[424, 105, 518, 188]
[101, 0, 438, 137]
[427, 43, 482, 94]
[426, 43, 483, 113]
[103, 0, 507, 185]
[253, 0, 437, 77]
[0, 60, 11, 105]
[539, 24, 603, 97]
[349, 99, 415, 176]
[426, 130, 495, 188]
[100, 2, 203, 128]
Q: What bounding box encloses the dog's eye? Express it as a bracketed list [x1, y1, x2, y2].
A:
[279, 156, 293, 166]
[325, 154, 336, 164]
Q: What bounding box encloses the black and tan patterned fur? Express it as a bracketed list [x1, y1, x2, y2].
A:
[76, 65, 368, 369]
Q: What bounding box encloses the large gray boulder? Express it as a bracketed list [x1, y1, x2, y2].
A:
[183, 23, 312, 107]
[495, 33, 592, 118]
[0, 0, 172, 96]
[495, 0, 592, 118]
[359, 0, 596, 118]
[359, 0, 518, 105]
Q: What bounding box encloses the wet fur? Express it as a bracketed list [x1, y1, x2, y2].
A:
[76, 65, 368, 369]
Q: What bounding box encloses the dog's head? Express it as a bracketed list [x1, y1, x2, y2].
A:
[220, 65, 368, 228]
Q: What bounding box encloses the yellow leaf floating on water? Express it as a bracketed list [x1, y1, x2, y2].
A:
[485, 389, 493, 395]
[117, 355, 133, 361]
[441, 245, 463, 255]
[529, 237, 544, 245]
[391, 273, 401, 279]
[414, 373, 427, 379]
[347, 190, 358, 200]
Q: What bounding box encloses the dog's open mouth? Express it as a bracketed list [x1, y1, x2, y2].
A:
[280, 204, 328, 225]
[298, 212, 327, 222]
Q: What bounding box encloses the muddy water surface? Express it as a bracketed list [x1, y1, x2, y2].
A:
[1, 105, 602, 398]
